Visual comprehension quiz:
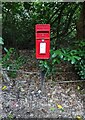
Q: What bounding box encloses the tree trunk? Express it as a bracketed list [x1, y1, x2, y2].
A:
[77, 2, 85, 40]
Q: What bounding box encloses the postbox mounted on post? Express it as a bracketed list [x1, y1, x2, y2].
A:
[35, 24, 50, 59]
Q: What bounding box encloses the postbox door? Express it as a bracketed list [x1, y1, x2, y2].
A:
[36, 39, 50, 59]
[40, 41, 46, 54]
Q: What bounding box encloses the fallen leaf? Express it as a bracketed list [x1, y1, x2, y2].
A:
[21, 88, 25, 92]
[50, 107, 55, 111]
[2, 86, 7, 90]
[56, 104, 64, 111]
[76, 115, 82, 120]
[57, 104, 63, 109]
[77, 86, 80, 90]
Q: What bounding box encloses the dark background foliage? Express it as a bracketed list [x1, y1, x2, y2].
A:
[2, 2, 83, 49]
[2, 2, 85, 79]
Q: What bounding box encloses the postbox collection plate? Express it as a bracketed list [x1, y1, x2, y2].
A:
[35, 24, 50, 59]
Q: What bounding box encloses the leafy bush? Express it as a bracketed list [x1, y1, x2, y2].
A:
[74, 41, 85, 79]
[39, 42, 85, 80]
[1, 47, 26, 78]
[39, 50, 61, 78]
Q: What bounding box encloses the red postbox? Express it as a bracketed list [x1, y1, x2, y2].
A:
[35, 24, 50, 59]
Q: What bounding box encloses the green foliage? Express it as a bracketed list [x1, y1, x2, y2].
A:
[2, 2, 84, 80]
[39, 43, 85, 79]
[39, 50, 61, 77]
[7, 113, 14, 120]
[2, 47, 26, 78]
[74, 41, 85, 79]
[76, 59, 85, 79]
[3, 113, 14, 120]
[2, 2, 82, 49]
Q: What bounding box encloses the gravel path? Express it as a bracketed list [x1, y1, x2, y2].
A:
[1, 74, 85, 119]
[0, 50, 85, 119]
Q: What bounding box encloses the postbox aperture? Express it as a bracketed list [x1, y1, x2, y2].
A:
[35, 24, 50, 59]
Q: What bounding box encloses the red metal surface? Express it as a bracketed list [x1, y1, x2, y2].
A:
[35, 24, 50, 59]
[36, 24, 50, 31]
[36, 32, 50, 39]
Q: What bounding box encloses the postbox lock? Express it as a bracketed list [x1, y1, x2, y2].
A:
[42, 38, 44, 42]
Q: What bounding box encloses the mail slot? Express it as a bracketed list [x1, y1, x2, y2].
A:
[36, 31, 50, 39]
[35, 24, 50, 59]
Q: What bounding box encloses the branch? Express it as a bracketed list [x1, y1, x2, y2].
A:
[59, 5, 79, 37]
[47, 3, 65, 24]
[2, 70, 10, 82]
[50, 3, 66, 26]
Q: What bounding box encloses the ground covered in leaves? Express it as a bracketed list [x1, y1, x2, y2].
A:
[0, 50, 85, 119]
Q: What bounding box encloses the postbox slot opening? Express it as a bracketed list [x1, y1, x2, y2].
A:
[36, 31, 49, 33]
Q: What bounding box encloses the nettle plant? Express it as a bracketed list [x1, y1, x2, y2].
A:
[39, 41, 85, 80]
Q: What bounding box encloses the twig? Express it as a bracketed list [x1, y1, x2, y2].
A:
[2, 68, 40, 75]
[48, 80, 85, 84]
[2, 70, 10, 82]
[1, 68, 85, 83]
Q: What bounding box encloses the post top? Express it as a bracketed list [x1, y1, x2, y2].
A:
[35, 24, 50, 31]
